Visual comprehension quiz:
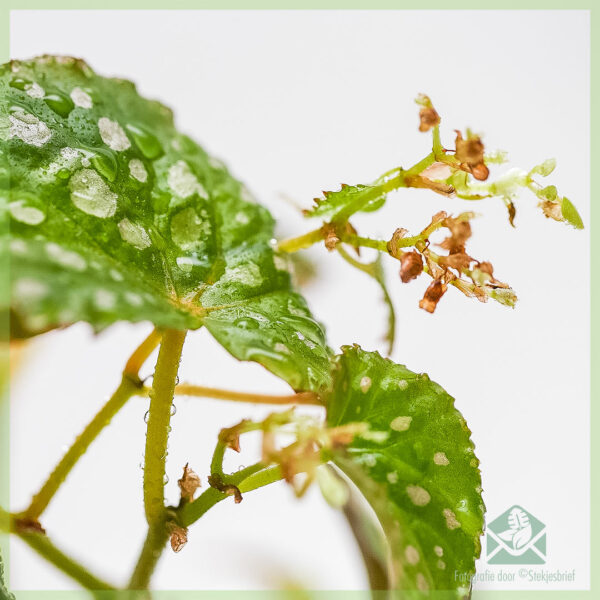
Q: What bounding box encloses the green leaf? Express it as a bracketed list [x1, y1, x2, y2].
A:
[325, 346, 484, 598]
[306, 183, 387, 219]
[528, 158, 556, 177]
[1, 56, 331, 390]
[560, 197, 584, 230]
[0, 549, 14, 600]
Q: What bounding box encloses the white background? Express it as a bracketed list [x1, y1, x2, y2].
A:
[9, 9, 590, 591]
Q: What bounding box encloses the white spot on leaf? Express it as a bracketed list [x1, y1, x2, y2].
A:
[359, 376, 372, 393]
[94, 289, 116, 311]
[25, 82, 44, 98]
[129, 159, 148, 183]
[404, 546, 420, 565]
[45, 242, 86, 271]
[9, 109, 52, 147]
[390, 416, 412, 432]
[406, 485, 430, 506]
[168, 160, 208, 199]
[170, 207, 210, 251]
[386, 471, 398, 484]
[98, 117, 130, 151]
[433, 452, 450, 466]
[13, 278, 48, 301]
[118, 218, 152, 250]
[443, 508, 461, 530]
[69, 169, 117, 218]
[70, 87, 93, 108]
[9, 201, 45, 225]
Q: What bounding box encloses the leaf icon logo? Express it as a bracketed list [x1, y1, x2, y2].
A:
[497, 508, 533, 551]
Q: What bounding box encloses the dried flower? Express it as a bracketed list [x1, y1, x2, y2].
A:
[178, 463, 201, 502]
[419, 279, 448, 313]
[169, 524, 188, 553]
[399, 251, 423, 283]
[455, 131, 489, 181]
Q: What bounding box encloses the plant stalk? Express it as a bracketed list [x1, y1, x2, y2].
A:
[20, 330, 161, 522]
[171, 384, 321, 406]
[17, 529, 115, 594]
[142, 329, 186, 525]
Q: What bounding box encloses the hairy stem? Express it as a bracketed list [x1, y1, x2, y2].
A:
[127, 516, 170, 591]
[16, 529, 115, 594]
[171, 384, 322, 406]
[19, 329, 161, 522]
[129, 330, 186, 591]
[143, 329, 186, 525]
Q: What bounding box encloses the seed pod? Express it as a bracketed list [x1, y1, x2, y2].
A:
[399, 251, 423, 283]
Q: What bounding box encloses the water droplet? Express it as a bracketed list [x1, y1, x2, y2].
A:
[56, 168, 71, 180]
[44, 92, 74, 118]
[69, 168, 118, 218]
[234, 317, 259, 330]
[9, 77, 29, 90]
[144, 410, 150, 423]
[82, 147, 119, 182]
[163, 474, 169, 485]
[125, 123, 163, 159]
[170, 404, 177, 416]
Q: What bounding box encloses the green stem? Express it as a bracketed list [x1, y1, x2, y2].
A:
[127, 516, 169, 591]
[143, 329, 187, 526]
[20, 377, 140, 522]
[171, 384, 321, 406]
[341, 234, 388, 253]
[19, 330, 161, 522]
[276, 227, 323, 253]
[179, 465, 283, 527]
[17, 530, 115, 594]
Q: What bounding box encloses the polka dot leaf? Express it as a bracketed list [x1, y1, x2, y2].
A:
[1, 56, 331, 391]
[325, 345, 484, 598]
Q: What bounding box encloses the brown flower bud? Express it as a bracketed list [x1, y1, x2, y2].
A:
[320, 223, 340, 251]
[438, 252, 473, 272]
[399, 251, 423, 283]
[388, 227, 408, 258]
[419, 106, 441, 132]
[455, 131, 489, 181]
[419, 279, 448, 313]
[178, 463, 201, 502]
[169, 524, 188, 553]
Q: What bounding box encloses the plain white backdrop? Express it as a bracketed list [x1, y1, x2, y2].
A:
[9, 9, 590, 591]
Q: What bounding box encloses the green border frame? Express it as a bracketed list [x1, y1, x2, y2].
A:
[0, 3, 595, 599]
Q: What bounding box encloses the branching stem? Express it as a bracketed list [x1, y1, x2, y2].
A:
[18, 329, 161, 522]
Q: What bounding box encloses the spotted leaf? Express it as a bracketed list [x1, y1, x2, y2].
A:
[1, 56, 331, 391]
[0, 548, 13, 600]
[325, 346, 484, 598]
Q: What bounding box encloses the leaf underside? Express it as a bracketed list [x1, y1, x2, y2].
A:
[1, 56, 331, 391]
[326, 346, 484, 598]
